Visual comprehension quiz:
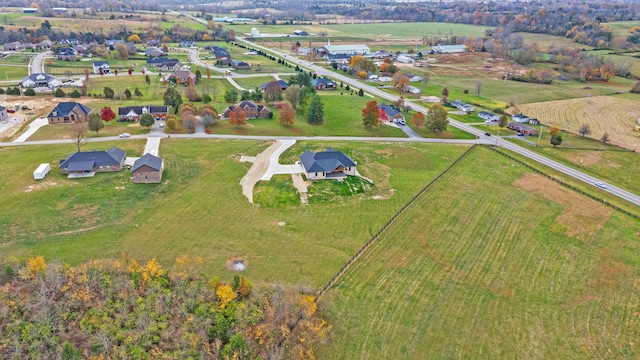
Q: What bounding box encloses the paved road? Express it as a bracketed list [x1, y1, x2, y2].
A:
[233, 37, 640, 208]
[30, 51, 49, 75]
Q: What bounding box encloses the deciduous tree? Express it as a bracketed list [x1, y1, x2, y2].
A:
[185, 85, 200, 102]
[114, 43, 129, 59]
[498, 114, 508, 128]
[70, 121, 88, 152]
[426, 104, 449, 133]
[127, 34, 141, 43]
[140, 113, 155, 127]
[411, 112, 425, 128]
[264, 81, 283, 103]
[163, 87, 183, 113]
[551, 133, 563, 147]
[224, 88, 238, 103]
[166, 114, 178, 130]
[601, 132, 610, 144]
[100, 107, 116, 122]
[578, 123, 592, 137]
[441, 87, 449, 103]
[87, 112, 104, 134]
[200, 104, 218, 126]
[362, 100, 380, 129]
[229, 106, 247, 128]
[278, 101, 295, 126]
[549, 125, 561, 135]
[182, 113, 197, 132]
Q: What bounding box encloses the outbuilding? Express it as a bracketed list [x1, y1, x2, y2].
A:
[33, 163, 51, 180]
[131, 153, 164, 183]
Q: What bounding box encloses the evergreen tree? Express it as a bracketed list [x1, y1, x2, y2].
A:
[306, 95, 324, 125]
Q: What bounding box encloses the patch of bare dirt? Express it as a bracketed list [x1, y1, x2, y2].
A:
[595, 250, 631, 286]
[52, 225, 101, 237]
[567, 152, 602, 166]
[25, 180, 57, 192]
[513, 173, 612, 240]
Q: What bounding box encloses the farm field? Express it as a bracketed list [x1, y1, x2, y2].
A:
[319, 145, 640, 359]
[604, 20, 640, 48]
[515, 95, 640, 150]
[0, 140, 471, 286]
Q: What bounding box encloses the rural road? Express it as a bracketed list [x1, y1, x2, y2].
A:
[232, 37, 640, 208]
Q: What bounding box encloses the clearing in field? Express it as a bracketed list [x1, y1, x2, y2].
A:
[515, 95, 640, 150]
[319, 146, 640, 359]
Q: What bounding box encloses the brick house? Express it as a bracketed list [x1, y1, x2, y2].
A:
[131, 153, 164, 183]
[59, 147, 126, 177]
[47, 102, 92, 124]
[118, 105, 168, 122]
[221, 101, 272, 119]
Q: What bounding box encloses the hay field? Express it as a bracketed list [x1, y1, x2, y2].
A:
[515, 95, 640, 149]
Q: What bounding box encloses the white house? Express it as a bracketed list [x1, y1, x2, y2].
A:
[320, 42, 370, 56]
[93, 61, 110, 74]
[478, 111, 500, 122]
[512, 114, 530, 123]
[299, 148, 357, 180]
[405, 86, 421, 94]
[396, 55, 415, 64]
[250, 28, 260, 37]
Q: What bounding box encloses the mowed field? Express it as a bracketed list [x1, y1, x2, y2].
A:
[0, 140, 470, 287]
[516, 95, 640, 149]
[319, 146, 640, 358]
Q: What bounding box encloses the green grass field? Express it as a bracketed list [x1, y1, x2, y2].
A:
[319, 145, 640, 358]
[0, 140, 471, 287]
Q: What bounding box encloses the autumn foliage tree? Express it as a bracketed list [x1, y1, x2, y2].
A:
[412, 112, 426, 128]
[278, 101, 295, 126]
[200, 104, 218, 126]
[392, 73, 410, 92]
[100, 106, 116, 122]
[426, 103, 449, 133]
[362, 100, 380, 129]
[549, 126, 561, 135]
[264, 80, 283, 103]
[229, 106, 247, 127]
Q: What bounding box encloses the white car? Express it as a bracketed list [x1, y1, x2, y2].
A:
[595, 182, 607, 189]
[119, 133, 131, 138]
[159, 122, 165, 128]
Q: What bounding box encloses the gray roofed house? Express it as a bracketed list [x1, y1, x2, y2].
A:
[20, 73, 62, 89]
[59, 146, 126, 177]
[231, 60, 250, 70]
[118, 105, 169, 121]
[93, 61, 110, 74]
[260, 80, 289, 91]
[4, 42, 24, 51]
[379, 104, 404, 123]
[131, 153, 164, 183]
[58, 47, 78, 61]
[311, 77, 337, 90]
[299, 148, 357, 180]
[145, 48, 167, 57]
[478, 111, 500, 122]
[47, 101, 92, 124]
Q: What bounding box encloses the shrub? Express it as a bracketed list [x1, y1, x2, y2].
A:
[24, 88, 35, 96]
[55, 88, 66, 97]
[70, 89, 81, 98]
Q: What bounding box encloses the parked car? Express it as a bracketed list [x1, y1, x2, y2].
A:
[119, 133, 131, 138]
[397, 120, 406, 125]
[21, 105, 29, 110]
[517, 133, 525, 136]
[7, 109, 15, 113]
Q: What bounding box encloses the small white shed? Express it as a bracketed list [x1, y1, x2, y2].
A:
[33, 163, 51, 180]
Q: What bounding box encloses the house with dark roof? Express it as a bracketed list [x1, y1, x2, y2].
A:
[179, 40, 196, 48]
[147, 57, 174, 66]
[293, 29, 309, 36]
[311, 77, 337, 90]
[508, 122, 538, 136]
[212, 48, 230, 58]
[118, 105, 168, 122]
[379, 104, 404, 123]
[58, 47, 78, 61]
[158, 60, 183, 71]
[3, 42, 24, 51]
[35, 40, 53, 49]
[231, 60, 250, 70]
[93, 61, 111, 74]
[260, 80, 289, 91]
[20, 73, 62, 89]
[512, 114, 530, 123]
[131, 153, 164, 183]
[105, 39, 124, 47]
[145, 48, 166, 57]
[221, 101, 271, 119]
[59, 147, 126, 178]
[299, 148, 357, 180]
[172, 70, 197, 84]
[0, 106, 8, 122]
[47, 102, 92, 124]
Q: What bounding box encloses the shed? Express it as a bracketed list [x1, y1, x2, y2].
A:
[33, 163, 51, 180]
[131, 153, 164, 183]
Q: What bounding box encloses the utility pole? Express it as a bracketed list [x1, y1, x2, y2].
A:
[537, 125, 543, 147]
[583, 92, 590, 114]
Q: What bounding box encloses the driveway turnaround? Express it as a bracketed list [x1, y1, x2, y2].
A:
[13, 118, 48, 142]
[260, 139, 303, 180]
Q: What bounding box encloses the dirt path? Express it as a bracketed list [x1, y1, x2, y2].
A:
[239, 140, 281, 203]
[291, 173, 309, 205]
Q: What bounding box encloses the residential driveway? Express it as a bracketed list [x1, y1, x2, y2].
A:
[144, 137, 161, 156]
[397, 123, 421, 138]
[260, 139, 303, 180]
[14, 117, 48, 142]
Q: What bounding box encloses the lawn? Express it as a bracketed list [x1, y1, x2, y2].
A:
[233, 76, 276, 90]
[28, 120, 150, 141]
[0, 140, 472, 287]
[0, 65, 29, 80]
[319, 145, 640, 358]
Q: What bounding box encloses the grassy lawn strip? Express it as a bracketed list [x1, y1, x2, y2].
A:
[319, 145, 640, 358]
[253, 175, 301, 208]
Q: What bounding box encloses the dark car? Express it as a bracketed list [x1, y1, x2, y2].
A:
[21, 105, 29, 110]
[484, 132, 491, 136]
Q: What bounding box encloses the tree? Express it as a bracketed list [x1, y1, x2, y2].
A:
[140, 113, 155, 127]
[392, 73, 410, 92]
[279, 101, 295, 126]
[358, 88, 364, 96]
[195, 69, 202, 82]
[289, 72, 312, 88]
[185, 85, 200, 102]
[200, 104, 218, 126]
[549, 126, 561, 135]
[54, 88, 65, 97]
[475, 79, 483, 97]
[361, 100, 380, 129]
[498, 114, 508, 129]
[127, 34, 141, 43]
[206, 68, 211, 80]
[578, 123, 592, 137]
[124, 89, 132, 99]
[114, 43, 129, 59]
[145, 74, 150, 86]
[412, 112, 425, 128]
[178, 103, 197, 117]
[70, 89, 81, 98]
[134, 88, 143, 98]
[306, 95, 324, 125]
[24, 88, 35, 96]
[264, 81, 283, 103]
[550, 133, 563, 147]
[224, 88, 238, 103]
[441, 87, 449, 103]
[70, 121, 88, 152]
[100, 107, 116, 122]
[103, 87, 114, 98]
[426, 104, 449, 133]
[601, 132, 610, 144]
[166, 114, 178, 130]
[87, 113, 104, 134]
[163, 87, 183, 113]
[228, 106, 247, 128]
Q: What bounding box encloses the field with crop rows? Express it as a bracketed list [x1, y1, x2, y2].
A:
[319, 146, 640, 359]
[516, 95, 640, 149]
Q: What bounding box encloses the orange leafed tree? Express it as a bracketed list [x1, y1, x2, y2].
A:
[229, 106, 247, 128]
[278, 102, 295, 126]
[349, 55, 365, 68]
[411, 112, 425, 128]
[549, 125, 561, 135]
[362, 100, 380, 129]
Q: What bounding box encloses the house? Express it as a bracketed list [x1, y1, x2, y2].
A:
[478, 111, 500, 122]
[508, 122, 538, 136]
[146, 39, 160, 47]
[512, 114, 530, 123]
[432, 44, 468, 54]
[0, 105, 8, 122]
[59, 147, 126, 177]
[396, 55, 414, 64]
[34, 40, 53, 49]
[221, 100, 271, 119]
[172, 70, 197, 84]
[260, 80, 289, 91]
[231, 60, 250, 70]
[325, 53, 352, 64]
[528, 118, 540, 125]
[212, 48, 230, 58]
[47, 102, 92, 124]
[405, 86, 421, 94]
[58, 47, 78, 61]
[73, 44, 89, 55]
[378, 76, 392, 82]
[93, 61, 110, 74]
[24, 43, 35, 50]
[124, 42, 137, 55]
[299, 148, 357, 180]
[20, 73, 62, 89]
[403, 73, 421, 82]
[22, 8, 38, 13]
[450, 100, 474, 113]
[147, 57, 169, 66]
[293, 29, 309, 36]
[4, 42, 24, 51]
[312, 77, 337, 90]
[118, 105, 168, 122]
[250, 28, 261, 37]
[105, 39, 124, 47]
[379, 104, 404, 123]
[145, 48, 166, 57]
[131, 153, 164, 183]
[158, 60, 183, 72]
[179, 40, 196, 48]
[297, 47, 313, 56]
